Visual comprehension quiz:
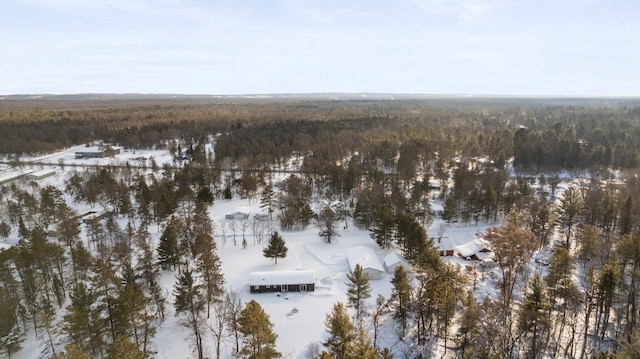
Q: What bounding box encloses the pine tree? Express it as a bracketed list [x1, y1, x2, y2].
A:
[456, 290, 481, 358]
[173, 265, 206, 359]
[238, 300, 281, 359]
[157, 216, 181, 271]
[350, 329, 378, 359]
[105, 336, 145, 359]
[260, 183, 276, 220]
[518, 273, 550, 359]
[390, 265, 411, 336]
[554, 185, 584, 249]
[262, 231, 288, 264]
[323, 302, 357, 359]
[346, 264, 372, 320]
[115, 264, 156, 356]
[370, 206, 395, 249]
[62, 283, 106, 358]
[193, 232, 225, 318]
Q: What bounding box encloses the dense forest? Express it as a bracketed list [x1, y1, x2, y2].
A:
[2, 95, 640, 358]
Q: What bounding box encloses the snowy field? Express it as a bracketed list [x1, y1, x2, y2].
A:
[2, 146, 503, 359]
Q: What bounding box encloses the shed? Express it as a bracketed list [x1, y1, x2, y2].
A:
[346, 246, 384, 280]
[435, 237, 457, 257]
[226, 206, 250, 220]
[383, 252, 410, 274]
[249, 270, 315, 293]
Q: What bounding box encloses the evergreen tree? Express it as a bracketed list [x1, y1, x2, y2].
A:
[50, 344, 92, 359]
[173, 266, 206, 359]
[346, 264, 372, 320]
[456, 290, 481, 358]
[105, 336, 145, 359]
[238, 300, 281, 359]
[441, 194, 459, 225]
[350, 329, 378, 359]
[260, 183, 276, 220]
[323, 302, 357, 359]
[193, 232, 225, 318]
[114, 265, 156, 356]
[370, 206, 395, 249]
[390, 265, 411, 336]
[555, 185, 584, 249]
[518, 273, 550, 359]
[157, 216, 182, 271]
[262, 231, 288, 264]
[62, 283, 106, 358]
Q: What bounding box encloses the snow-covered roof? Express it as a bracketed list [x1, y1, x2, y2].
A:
[346, 246, 384, 273]
[0, 170, 34, 184]
[26, 169, 56, 179]
[249, 270, 315, 286]
[454, 239, 490, 258]
[383, 252, 408, 267]
[236, 206, 250, 215]
[435, 236, 457, 251]
[75, 146, 105, 154]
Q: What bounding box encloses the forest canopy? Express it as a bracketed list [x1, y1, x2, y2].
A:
[1, 94, 640, 171]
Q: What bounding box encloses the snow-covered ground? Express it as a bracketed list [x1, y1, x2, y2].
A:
[2, 146, 503, 359]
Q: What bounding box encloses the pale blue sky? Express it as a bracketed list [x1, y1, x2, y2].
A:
[1, 0, 638, 96]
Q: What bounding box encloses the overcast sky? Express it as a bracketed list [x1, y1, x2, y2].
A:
[1, 0, 638, 96]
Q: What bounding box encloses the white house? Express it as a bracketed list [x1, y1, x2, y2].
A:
[346, 246, 384, 280]
[383, 252, 410, 274]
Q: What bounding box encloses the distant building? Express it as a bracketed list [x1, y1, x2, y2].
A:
[346, 246, 385, 280]
[225, 206, 250, 220]
[249, 270, 315, 293]
[26, 169, 56, 180]
[0, 170, 34, 185]
[75, 145, 120, 159]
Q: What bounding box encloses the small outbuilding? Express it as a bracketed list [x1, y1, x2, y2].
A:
[75, 145, 120, 159]
[435, 237, 457, 257]
[383, 252, 410, 274]
[346, 246, 384, 280]
[249, 270, 315, 293]
[26, 169, 56, 181]
[226, 206, 250, 220]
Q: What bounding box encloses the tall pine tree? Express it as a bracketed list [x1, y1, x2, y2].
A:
[262, 231, 288, 264]
[345, 264, 371, 320]
[238, 300, 281, 359]
[173, 266, 206, 359]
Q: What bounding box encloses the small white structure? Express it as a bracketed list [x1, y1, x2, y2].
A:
[26, 169, 56, 181]
[383, 252, 410, 274]
[226, 206, 250, 220]
[346, 246, 384, 280]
